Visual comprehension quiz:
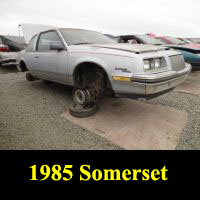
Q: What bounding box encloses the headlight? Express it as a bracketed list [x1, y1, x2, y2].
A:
[144, 60, 151, 70]
[143, 57, 166, 71]
[154, 58, 160, 68]
[160, 57, 166, 67]
[150, 59, 155, 68]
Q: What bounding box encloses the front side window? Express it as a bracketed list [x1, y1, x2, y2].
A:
[37, 31, 63, 51]
[27, 35, 37, 52]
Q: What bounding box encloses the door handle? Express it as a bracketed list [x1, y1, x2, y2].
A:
[34, 56, 39, 58]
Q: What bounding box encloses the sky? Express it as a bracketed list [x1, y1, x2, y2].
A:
[0, 0, 200, 38]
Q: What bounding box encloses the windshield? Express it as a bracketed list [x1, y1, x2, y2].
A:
[60, 29, 116, 45]
[181, 38, 193, 44]
[165, 36, 186, 45]
[136, 35, 165, 45]
[111, 37, 120, 42]
[188, 38, 200, 43]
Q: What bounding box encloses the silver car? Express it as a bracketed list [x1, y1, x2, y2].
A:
[19, 28, 191, 113]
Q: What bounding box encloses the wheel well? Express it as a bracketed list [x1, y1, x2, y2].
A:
[73, 62, 112, 93]
[19, 61, 28, 72]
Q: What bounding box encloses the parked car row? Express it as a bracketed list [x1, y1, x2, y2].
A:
[107, 34, 200, 70]
[149, 34, 200, 70]
[14, 27, 192, 117]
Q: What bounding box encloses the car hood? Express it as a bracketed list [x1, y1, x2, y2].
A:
[19, 24, 57, 44]
[90, 43, 169, 54]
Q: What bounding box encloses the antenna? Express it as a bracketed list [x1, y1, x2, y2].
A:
[18, 24, 21, 36]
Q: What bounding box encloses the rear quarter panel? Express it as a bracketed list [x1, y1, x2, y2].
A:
[175, 49, 200, 63]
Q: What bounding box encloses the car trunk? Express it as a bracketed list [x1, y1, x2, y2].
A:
[0, 35, 26, 52]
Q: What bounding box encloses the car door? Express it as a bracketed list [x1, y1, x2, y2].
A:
[23, 34, 38, 76]
[34, 30, 68, 83]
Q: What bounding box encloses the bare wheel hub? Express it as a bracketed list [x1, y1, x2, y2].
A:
[73, 88, 96, 106]
[74, 89, 87, 105]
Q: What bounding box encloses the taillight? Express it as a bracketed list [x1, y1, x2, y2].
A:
[0, 47, 9, 52]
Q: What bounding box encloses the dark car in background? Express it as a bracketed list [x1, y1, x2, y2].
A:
[0, 35, 26, 66]
[0, 37, 9, 52]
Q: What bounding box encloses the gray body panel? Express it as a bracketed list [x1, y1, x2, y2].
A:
[28, 51, 68, 83]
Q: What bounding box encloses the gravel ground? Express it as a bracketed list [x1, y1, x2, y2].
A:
[0, 65, 199, 150]
[149, 72, 200, 150]
[0, 66, 121, 150]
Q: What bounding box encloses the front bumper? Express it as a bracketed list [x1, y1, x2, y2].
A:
[144, 73, 188, 94]
[113, 64, 191, 99]
[0, 58, 17, 65]
[0, 52, 18, 66]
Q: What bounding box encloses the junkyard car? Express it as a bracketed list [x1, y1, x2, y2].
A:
[0, 35, 26, 66]
[188, 38, 200, 44]
[177, 38, 197, 44]
[111, 34, 200, 70]
[19, 28, 191, 116]
[109, 34, 165, 45]
[149, 35, 200, 70]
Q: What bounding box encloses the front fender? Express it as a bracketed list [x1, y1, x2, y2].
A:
[68, 54, 113, 85]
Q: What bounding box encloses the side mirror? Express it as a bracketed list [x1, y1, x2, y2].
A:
[50, 43, 64, 51]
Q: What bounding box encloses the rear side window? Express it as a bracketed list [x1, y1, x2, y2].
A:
[37, 31, 63, 51]
[27, 35, 37, 52]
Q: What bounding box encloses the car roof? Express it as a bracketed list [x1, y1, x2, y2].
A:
[114, 34, 149, 37]
[59, 28, 101, 33]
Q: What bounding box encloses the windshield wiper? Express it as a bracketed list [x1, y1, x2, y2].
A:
[73, 42, 94, 45]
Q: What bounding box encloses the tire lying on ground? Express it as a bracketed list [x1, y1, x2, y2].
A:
[69, 103, 99, 118]
[26, 73, 35, 81]
[73, 88, 95, 106]
[70, 64, 108, 118]
[43, 80, 53, 84]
